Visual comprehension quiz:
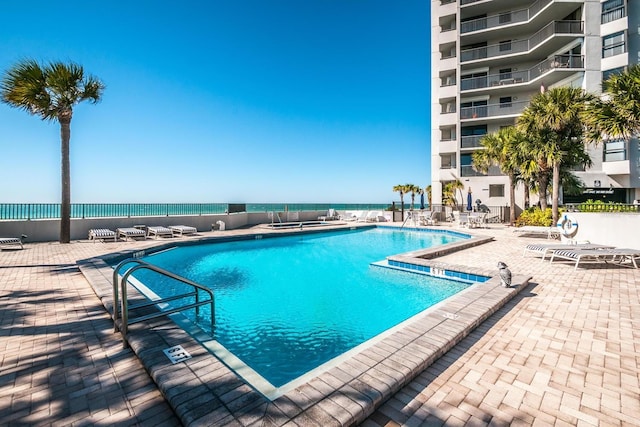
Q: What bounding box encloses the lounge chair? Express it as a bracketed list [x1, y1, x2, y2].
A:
[365, 211, 382, 222]
[88, 228, 117, 243]
[169, 225, 197, 237]
[549, 247, 640, 269]
[0, 235, 25, 249]
[513, 226, 560, 239]
[354, 211, 369, 222]
[116, 227, 147, 241]
[523, 242, 614, 260]
[339, 211, 357, 221]
[147, 226, 173, 239]
[420, 210, 438, 226]
[318, 209, 339, 221]
[468, 212, 487, 228]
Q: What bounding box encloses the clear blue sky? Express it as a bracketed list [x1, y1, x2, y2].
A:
[0, 0, 430, 204]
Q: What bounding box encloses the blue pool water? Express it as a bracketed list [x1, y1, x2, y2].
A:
[128, 227, 472, 388]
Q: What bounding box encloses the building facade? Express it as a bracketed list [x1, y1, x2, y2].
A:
[430, 0, 639, 210]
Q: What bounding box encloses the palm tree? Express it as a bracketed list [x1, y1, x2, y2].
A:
[393, 184, 407, 220]
[442, 179, 464, 211]
[472, 126, 525, 225]
[1, 60, 104, 243]
[517, 87, 594, 225]
[407, 184, 420, 211]
[425, 185, 432, 209]
[584, 64, 640, 141]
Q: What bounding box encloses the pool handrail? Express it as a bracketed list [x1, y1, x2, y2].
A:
[112, 258, 215, 348]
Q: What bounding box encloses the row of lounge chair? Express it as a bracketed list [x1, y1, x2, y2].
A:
[88, 225, 197, 242]
[340, 211, 390, 223]
[524, 241, 640, 269]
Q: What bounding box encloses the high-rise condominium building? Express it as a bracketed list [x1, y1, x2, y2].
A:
[430, 0, 639, 211]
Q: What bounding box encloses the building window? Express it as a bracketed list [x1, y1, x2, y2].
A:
[489, 184, 505, 197]
[441, 127, 456, 141]
[499, 68, 512, 80]
[499, 40, 512, 52]
[440, 153, 457, 169]
[603, 139, 627, 162]
[602, 31, 626, 58]
[603, 67, 624, 82]
[499, 96, 512, 108]
[602, 0, 625, 24]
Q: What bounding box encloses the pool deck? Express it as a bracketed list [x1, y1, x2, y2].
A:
[1, 222, 639, 425]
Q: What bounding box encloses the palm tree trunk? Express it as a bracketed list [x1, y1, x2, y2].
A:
[552, 163, 560, 225]
[524, 185, 530, 209]
[538, 175, 549, 211]
[59, 113, 72, 244]
[509, 174, 516, 225]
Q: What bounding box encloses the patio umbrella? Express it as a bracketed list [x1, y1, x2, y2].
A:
[466, 189, 473, 211]
[420, 193, 425, 210]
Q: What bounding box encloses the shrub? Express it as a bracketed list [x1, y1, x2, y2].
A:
[515, 207, 555, 227]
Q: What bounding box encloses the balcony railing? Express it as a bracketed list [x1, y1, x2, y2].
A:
[461, 135, 485, 148]
[460, 55, 584, 91]
[460, 0, 482, 5]
[601, 5, 626, 24]
[460, 20, 583, 62]
[461, 0, 557, 34]
[460, 99, 529, 120]
[461, 165, 503, 177]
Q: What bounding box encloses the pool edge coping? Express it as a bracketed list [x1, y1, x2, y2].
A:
[78, 226, 532, 426]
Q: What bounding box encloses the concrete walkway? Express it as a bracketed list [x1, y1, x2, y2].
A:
[0, 224, 638, 426]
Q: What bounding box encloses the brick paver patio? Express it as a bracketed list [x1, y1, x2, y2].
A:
[1, 224, 638, 426]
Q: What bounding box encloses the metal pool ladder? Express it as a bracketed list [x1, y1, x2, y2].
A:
[112, 258, 215, 348]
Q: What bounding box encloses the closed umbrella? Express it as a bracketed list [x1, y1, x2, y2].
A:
[420, 193, 425, 210]
[466, 188, 473, 211]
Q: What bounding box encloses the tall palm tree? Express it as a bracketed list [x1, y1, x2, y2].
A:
[472, 126, 525, 225]
[1, 60, 104, 243]
[584, 64, 640, 141]
[393, 184, 406, 220]
[407, 184, 420, 211]
[517, 87, 594, 224]
[442, 179, 464, 211]
[425, 185, 432, 209]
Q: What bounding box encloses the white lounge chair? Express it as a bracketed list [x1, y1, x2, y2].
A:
[116, 227, 147, 241]
[513, 226, 560, 239]
[354, 211, 369, 222]
[468, 212, 487, 228]
[88, 229, 116, 243]
[365, 211, 381, 222]
[339, 211, 357, 221]
[0, 236, 25, 249]
[169, 225, 197, 237]
[147, 226, 173, 239]
[549, 247, 640, 269]
[523, 243, 614, 260]
[318, 209, 338, 221]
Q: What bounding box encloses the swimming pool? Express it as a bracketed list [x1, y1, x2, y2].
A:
[124, 227, 478, 394]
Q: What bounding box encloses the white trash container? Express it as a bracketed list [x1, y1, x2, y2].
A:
[216, 220, 226, 231]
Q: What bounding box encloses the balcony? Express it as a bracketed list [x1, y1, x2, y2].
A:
[460, 99, 529, 121]
[461, 135, 485, 149]
[460, 55, 584, 92]
[461, 165, 503, 177]
[460, 21, 583, 64]
[460, 0, 582, 36]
